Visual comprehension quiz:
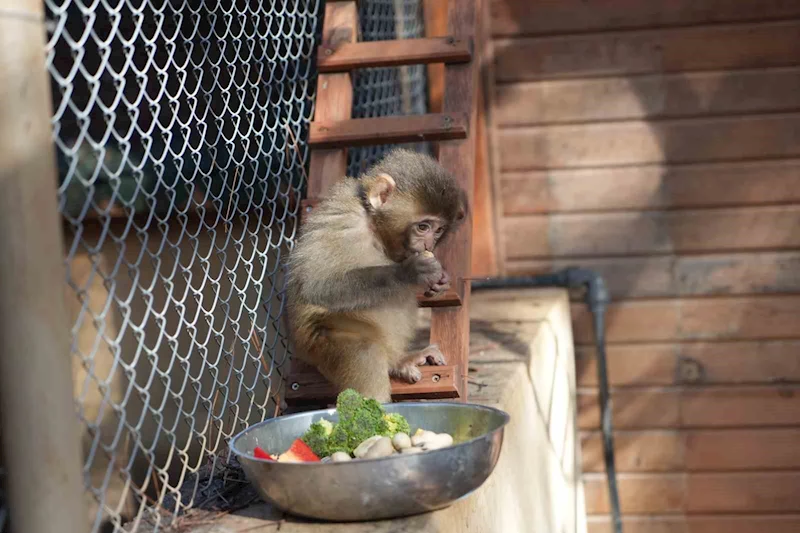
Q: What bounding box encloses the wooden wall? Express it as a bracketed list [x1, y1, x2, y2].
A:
[487, 1, 800, 531]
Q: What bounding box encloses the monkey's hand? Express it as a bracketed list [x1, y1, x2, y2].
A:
[401, 252, 443, 289]
[423, 270, 451, 298]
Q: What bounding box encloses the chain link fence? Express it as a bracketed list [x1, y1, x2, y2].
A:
[349, 0, 430, 175]
[0, 1, 429, 532]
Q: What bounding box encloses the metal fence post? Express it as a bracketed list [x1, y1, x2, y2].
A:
[0, 1, 88, 532]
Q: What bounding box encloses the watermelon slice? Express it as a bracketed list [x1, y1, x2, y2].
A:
[277, 438, 320, 463]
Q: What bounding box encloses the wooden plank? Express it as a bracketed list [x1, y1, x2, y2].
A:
[417, 288, 461, 307]
[494, 20, 800, 82]
[428, 0, 481, 400]
[285, 364, 461, 406]
[308, 113, 468, 148]
[504, 206, 800, 260]
[581, 429, 800, 473]
[587, 515, 800, 533]
[507, 252, 800, 300]
[684, 429, 800, 472]
[585, 472, 800, 514]
[499, 159, 800, 215]
[571, 295, 800, 344]
[576, 340, 800, 387]
[688, 473, 800, 513]
[582, 430, 685, 473]
[470, 60, 499, 277]
[575, 341, 800, 387]
[584, 473, 686, 514]
[490, 0, 800, 37]
[578, 386, 800, 430]
[495, 68, 800, 127]
[499, 114, 800, 171]
[423, 0, 448, 116]
[317, 37, 471, 72]
[307, 2, 358, 197]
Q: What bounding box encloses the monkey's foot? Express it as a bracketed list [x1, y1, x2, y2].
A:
[418, 344, 446, 366]
[403, 344, 447, 367]
[389, 363, 423, 384]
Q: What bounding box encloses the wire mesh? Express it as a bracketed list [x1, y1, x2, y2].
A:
[348, 0, 430, 176]
[45, 0, 321, 530]
[22, 0, 430, 531]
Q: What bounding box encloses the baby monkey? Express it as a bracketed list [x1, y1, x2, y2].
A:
[286, 149, 468, 402]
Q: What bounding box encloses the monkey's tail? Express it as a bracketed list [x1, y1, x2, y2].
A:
[472, 268, 622, 533]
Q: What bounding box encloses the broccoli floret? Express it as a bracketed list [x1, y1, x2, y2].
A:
[338, 397, 389, 451]
[382, 413, 410, 436]
[300, 418, 334, 457]
[313, 389, 391, 454]
[300, 389, 406, 456]
[335, 388, 364, 420]
[327, 424, 351, 455]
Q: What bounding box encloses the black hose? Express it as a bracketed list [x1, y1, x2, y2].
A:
[472, 267, 622, 533]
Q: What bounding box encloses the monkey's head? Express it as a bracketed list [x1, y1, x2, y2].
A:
[358, 149, 469, 262]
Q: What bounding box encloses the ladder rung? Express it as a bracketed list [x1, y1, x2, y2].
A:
[317, 37, 472, 72]
[285, 364, 462, 405]
[417, 288, 462, 307]
[309, 113, 467, 149]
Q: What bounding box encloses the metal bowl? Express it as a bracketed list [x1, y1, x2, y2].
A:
[229, 401, 510, 522]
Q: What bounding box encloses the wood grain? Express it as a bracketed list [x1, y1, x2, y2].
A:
[307, 2, 358, 197]
[499, 114, 800, 170]
[495, 68, 800, 126]
[507, 252, 800, 300]
[571, 296, 800, 344]
[424, 0, 449, 120]
[504, 206, 800, 260]
[585, 472, 800, 514]
[285, 364, 461, 406]
[490, 0, 800, 37]
[309, 113, 468, 148]
[584, 473, 686, 514]
[587, 515, 800, 533]
[576, 340, 800, 387]
[581, 429, 800, 473]
[578, 386, 800, 430]
[494, 20, 800, 82]
[317, 37, 472, 72]
[500, 159, 800, 215]
[470, 66, 499, 277]
[429, 0, 481, 400]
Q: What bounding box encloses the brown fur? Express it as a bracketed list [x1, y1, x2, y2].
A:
[286, 149, 468, 401]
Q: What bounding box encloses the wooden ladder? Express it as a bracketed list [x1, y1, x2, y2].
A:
[285, 0, 480, 408]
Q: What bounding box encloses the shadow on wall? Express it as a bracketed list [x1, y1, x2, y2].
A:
[66, 215, 293, 529]
[488, 0, 800, 501]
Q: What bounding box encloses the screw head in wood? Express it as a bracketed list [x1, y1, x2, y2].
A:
[291, 382, 300, 391]
[432, 374, 441, 383]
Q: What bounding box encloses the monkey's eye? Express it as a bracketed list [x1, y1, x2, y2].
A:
[435, 227, 444, 235]
[417, 222, 431, 232]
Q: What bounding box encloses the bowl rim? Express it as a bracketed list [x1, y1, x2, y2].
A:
[229, 400, 511, 467]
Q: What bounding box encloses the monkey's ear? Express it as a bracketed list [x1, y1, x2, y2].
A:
[367, 173, 396, 209]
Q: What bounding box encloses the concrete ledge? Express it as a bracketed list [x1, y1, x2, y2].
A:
[140, 288, 586, 533]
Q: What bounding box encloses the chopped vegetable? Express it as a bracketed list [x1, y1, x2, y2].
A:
[382, 413, 410, 436]
[277, 438, 320, 463]
[256, 389, 416, 461]
[253, 446, 275, 460]
[300, 418, 334, 457]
